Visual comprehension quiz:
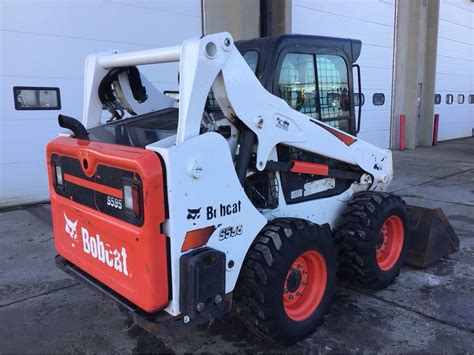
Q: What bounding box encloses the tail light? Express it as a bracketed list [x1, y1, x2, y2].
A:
[124, 182, 142, 217]
[52, 162, 63, 187]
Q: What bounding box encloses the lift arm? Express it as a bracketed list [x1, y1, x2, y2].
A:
[82, 32, 392, 190]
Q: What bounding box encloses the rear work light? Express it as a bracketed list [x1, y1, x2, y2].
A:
[123, 183, 142, 217]
[53, 163, 63, 187]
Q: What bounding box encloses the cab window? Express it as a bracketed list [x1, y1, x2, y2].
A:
[278, 53, 318, 118]
[277, 53, 351, 133]
[243, 51, 258, 73]
[316, 55, 350, 132]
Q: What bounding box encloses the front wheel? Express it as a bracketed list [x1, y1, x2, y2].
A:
[336, 191, 410, 289]
[235, 218, 337, 345]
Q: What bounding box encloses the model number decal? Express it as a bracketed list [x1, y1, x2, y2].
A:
[107, 196, 122, 210]
[219, 225, 243, 241]
[276, 116, 290, 131]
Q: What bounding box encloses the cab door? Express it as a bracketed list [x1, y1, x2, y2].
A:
[272, 42, 356, 135]
[271, 41, 358, 205]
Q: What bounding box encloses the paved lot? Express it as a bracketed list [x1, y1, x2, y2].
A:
[1, 138, 473, 353]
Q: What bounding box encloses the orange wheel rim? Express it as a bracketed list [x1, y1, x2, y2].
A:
[283, 250, 327, 321]
[376, 215, 404, 271]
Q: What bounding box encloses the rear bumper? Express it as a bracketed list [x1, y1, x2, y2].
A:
[55, 255, 232, 334]
[56, 255, 185, 334]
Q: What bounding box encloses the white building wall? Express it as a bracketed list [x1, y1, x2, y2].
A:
[0, 0, 202, 208]
[434, 0, 474, 141]
[291, 0, 396, 148]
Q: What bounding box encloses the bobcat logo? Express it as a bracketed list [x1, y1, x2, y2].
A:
[187, 208, 201, 220]
[64, 212, 78, 247]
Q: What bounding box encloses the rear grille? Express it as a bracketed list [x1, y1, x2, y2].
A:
[51, 154, 143, 226]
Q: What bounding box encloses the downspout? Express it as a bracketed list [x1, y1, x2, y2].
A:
[260, 0, 273, 37]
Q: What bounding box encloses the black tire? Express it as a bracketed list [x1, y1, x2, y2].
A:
[335, 191, 410, 289]
[235, 218, 337, 345]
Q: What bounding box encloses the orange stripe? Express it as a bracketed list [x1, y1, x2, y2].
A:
[311, 120, 357, 146]
[290, 160, 329, 176]
[181, 226, 216, 252]
[64, 173, 123, 198]
[327, 127, 357, 146]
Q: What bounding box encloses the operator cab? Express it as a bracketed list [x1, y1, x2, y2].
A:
[236, 34, 362, 135]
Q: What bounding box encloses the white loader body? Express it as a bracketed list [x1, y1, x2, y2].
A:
[75, 32, 392, 316]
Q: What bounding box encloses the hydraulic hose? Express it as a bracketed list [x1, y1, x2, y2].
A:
[235, 129, 256, 186]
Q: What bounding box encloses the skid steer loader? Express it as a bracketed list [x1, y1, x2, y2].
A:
[47, 32, 457, 345]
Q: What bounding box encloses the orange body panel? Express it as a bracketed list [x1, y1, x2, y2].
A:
[47, 137, 169, 313]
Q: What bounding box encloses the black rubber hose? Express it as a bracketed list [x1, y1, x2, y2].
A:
[98, 66, 147, 105]
[235, 129, 256, 186]
[98, 67, 127, 104]
[126, 66, 147, 103]
[58, 114, 89, 140]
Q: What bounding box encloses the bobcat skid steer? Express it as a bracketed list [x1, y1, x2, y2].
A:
[47, 32, 454, 345]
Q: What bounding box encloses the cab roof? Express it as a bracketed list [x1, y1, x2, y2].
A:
[236, 34, 362, 64]
[235, 34, 362, 92]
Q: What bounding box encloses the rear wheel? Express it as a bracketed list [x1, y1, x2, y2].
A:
[236, 218, 337, 345]
[336, 191, 410, 289]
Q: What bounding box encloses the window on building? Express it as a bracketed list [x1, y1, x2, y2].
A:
[446, 94, 453, 104]
[434, 94, 441, 104]
[469, 95, 474, 104]
[372, 93, 385, 106]
[278, 53, 318, 118]
[457, 94, 465, 104]
[13, 87, 61, 110]
[354, 93, 365, 106]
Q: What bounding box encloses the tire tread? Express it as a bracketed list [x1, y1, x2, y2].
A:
[236, 218, 336, 345]
[335, 191, 409, 289]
